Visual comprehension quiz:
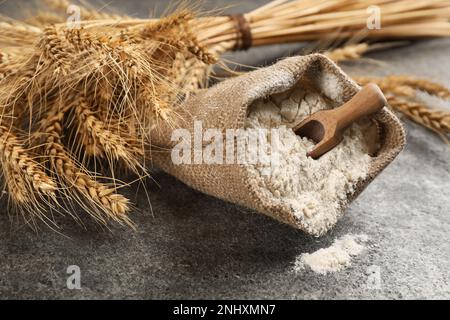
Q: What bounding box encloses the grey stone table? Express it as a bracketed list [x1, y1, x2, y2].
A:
[0, 1, 449, 299]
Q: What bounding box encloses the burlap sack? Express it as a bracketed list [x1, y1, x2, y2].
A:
[151, 54, 406, 236]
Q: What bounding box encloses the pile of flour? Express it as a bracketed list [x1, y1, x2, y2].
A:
[245, 86, 372, 234]
[294, 234, 369, 274]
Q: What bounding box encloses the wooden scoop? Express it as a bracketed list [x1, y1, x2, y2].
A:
[294, 83, 387, 159]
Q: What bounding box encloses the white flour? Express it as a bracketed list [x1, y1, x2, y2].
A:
[294, 234, 369, 274]
[245, 86, 373, 235]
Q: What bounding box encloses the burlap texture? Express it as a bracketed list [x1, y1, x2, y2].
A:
[151, 54, 406, 236]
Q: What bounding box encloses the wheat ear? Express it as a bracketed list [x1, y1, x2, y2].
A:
[39, 26, 73, 75]
[387, 97, 450, 136]
[384, 76, 450, 100]
[73, 95, 144, 174]
[141, 9, 218, 64]
[354, 76, 417, 98]
[0, 125, 57, 225]
[324, 43, 370, 62]
[142, 9, 194, 35]
[355, 76, 450, 138]
[38, 101, 133, 226]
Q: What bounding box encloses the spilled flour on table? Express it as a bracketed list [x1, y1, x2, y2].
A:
[245, 86, 373, 235]
[294, 234, 369, 274]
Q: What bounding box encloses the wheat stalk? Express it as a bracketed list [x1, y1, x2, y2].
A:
[44, 0, 128, 21]
[198, 0, 450, 48]
[26, 12, 65, 27]
[0, 21, 41, 46]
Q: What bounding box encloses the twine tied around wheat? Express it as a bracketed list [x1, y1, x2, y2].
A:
[228, 14, 253, 51]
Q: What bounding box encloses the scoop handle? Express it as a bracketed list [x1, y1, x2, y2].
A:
[332, 83, 387, 131]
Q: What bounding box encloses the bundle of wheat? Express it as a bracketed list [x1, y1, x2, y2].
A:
[1, 0, 450, 228]
[0, 6, 220, 227]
